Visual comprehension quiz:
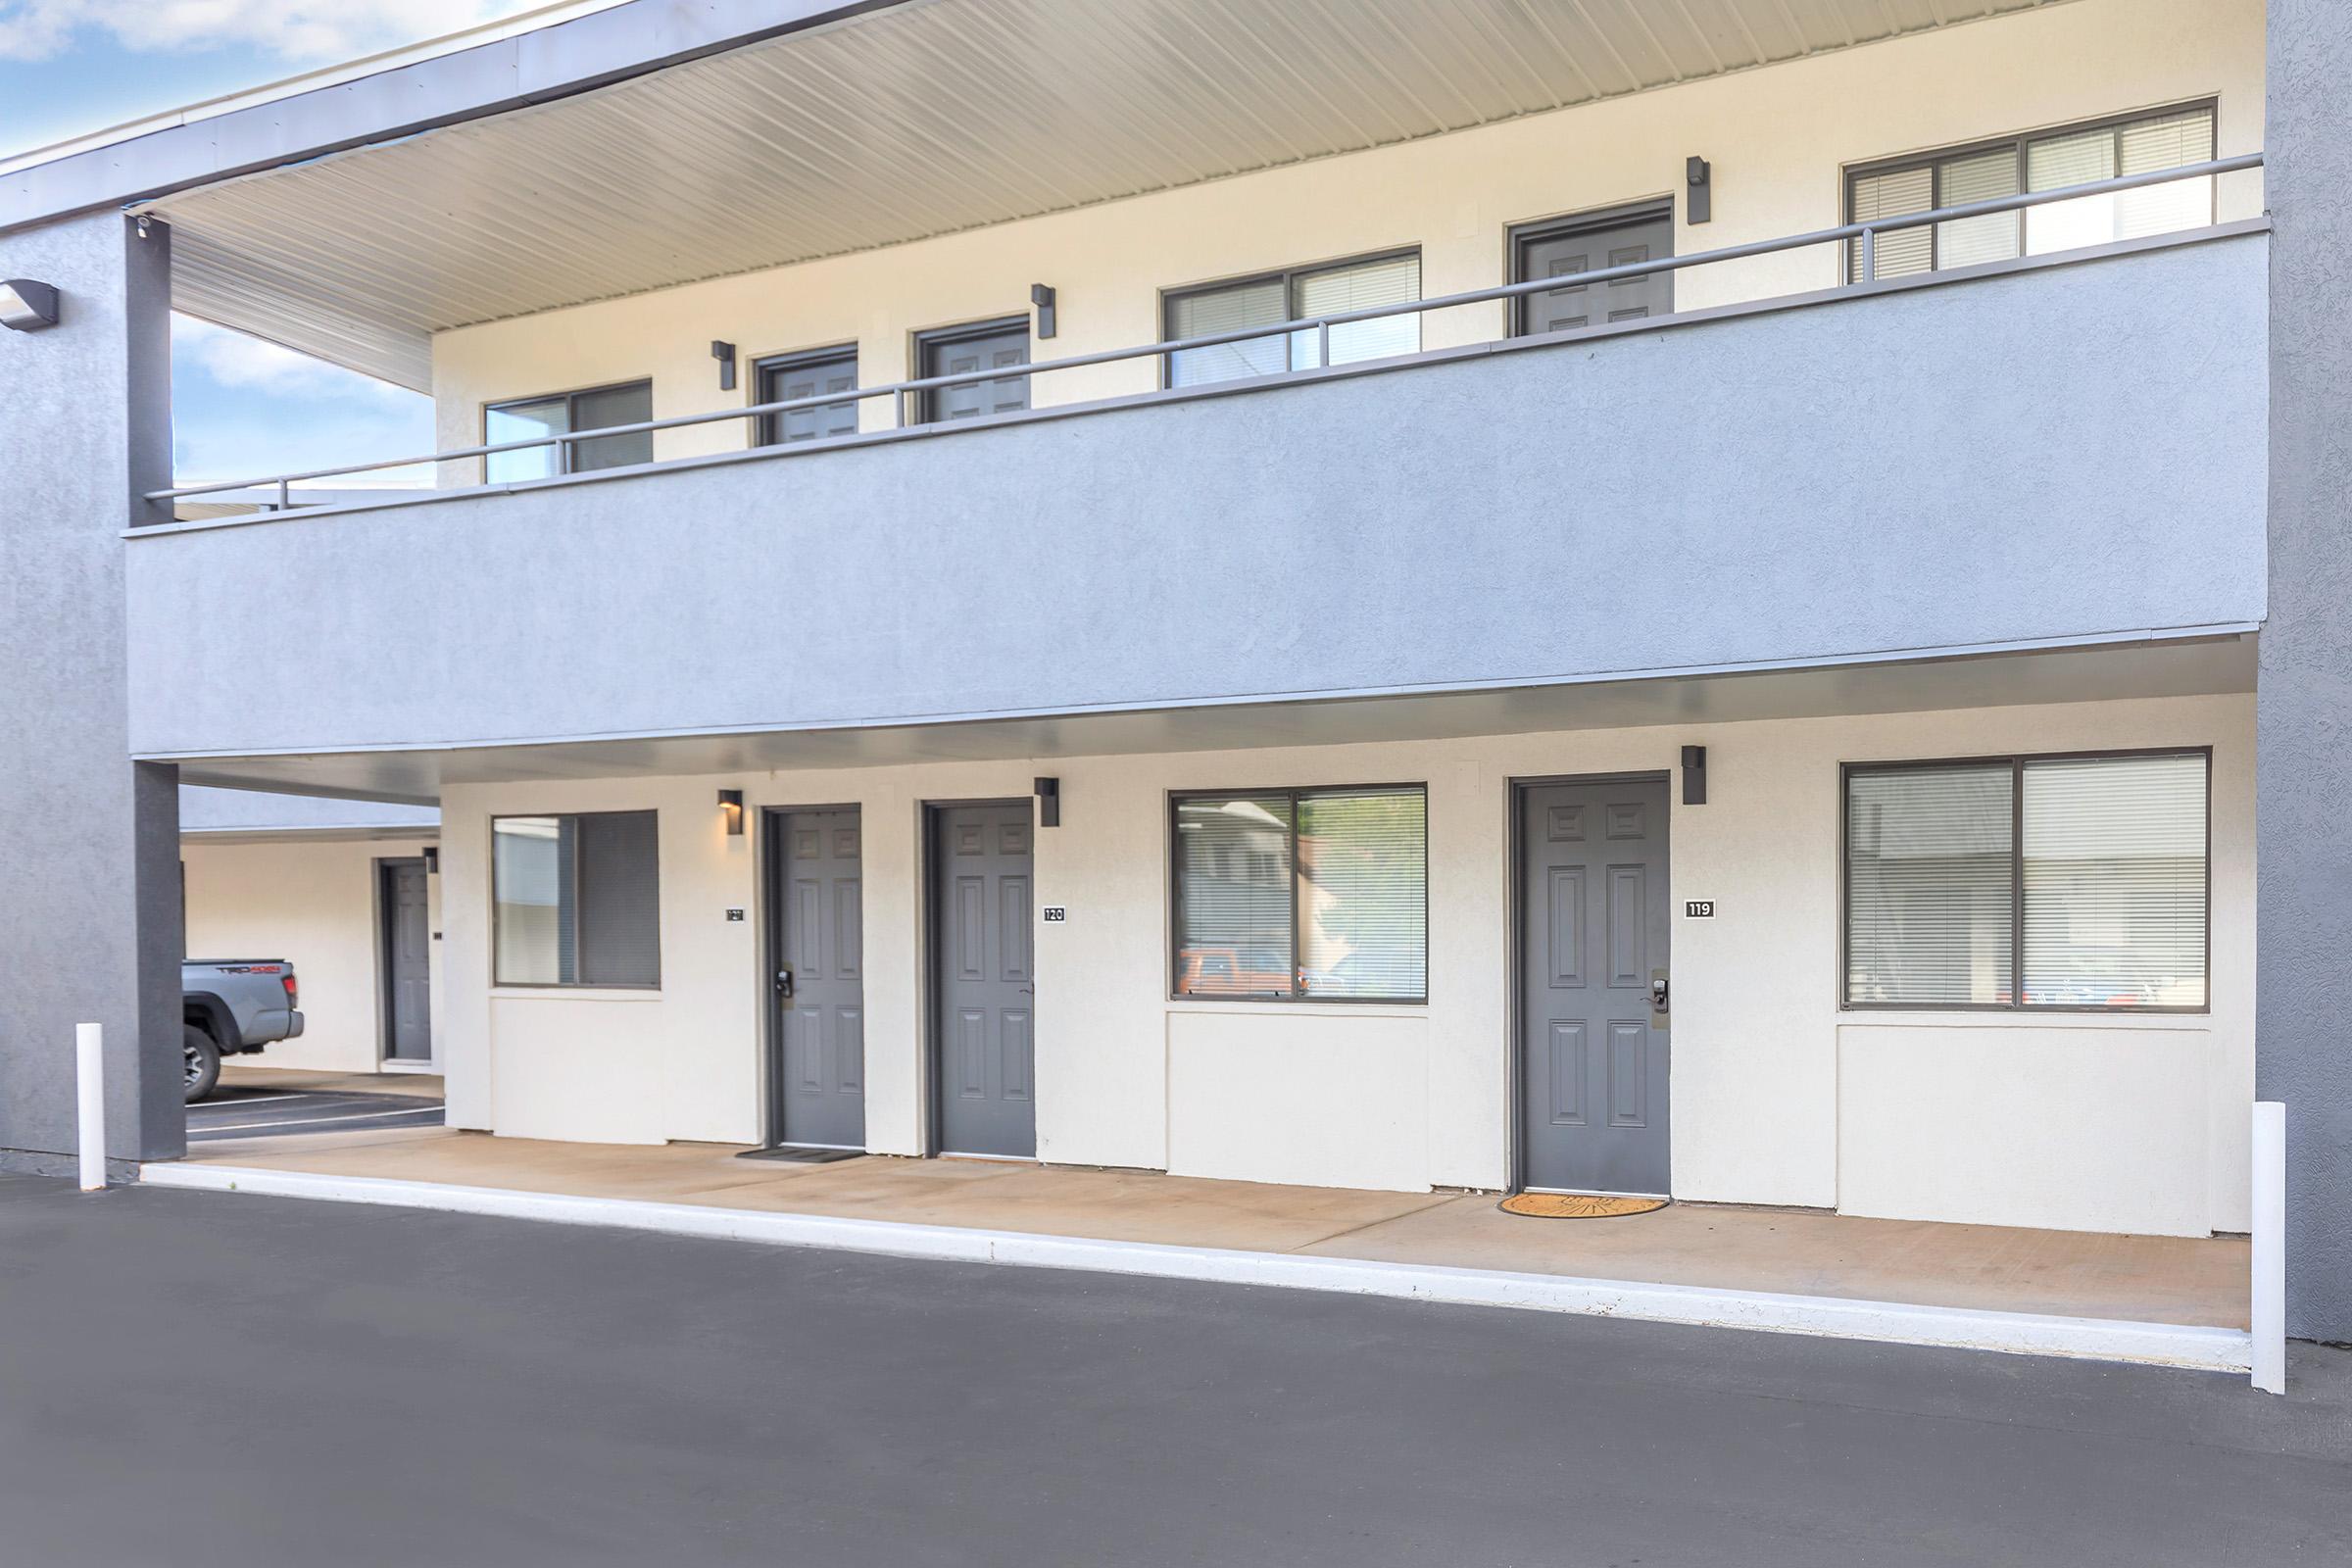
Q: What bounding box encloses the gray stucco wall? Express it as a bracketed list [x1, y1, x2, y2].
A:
[0, 214, 182, 1172]
[125, 236, 2269, 761]
[179, 786, 439, 834]
[2260, 0, 2352, 1344]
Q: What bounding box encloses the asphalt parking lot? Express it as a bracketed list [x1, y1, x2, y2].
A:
[2, 1172, 2346, 1568]
[187, 1083, 445, 1143]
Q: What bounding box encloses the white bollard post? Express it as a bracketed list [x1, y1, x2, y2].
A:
[2251, 1101, 2286, 1395]
[75, 1022, 106, 1192]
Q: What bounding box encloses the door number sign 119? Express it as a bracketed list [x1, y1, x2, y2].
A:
[1685, 901, 1715, 918]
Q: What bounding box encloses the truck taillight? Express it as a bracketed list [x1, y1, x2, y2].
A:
[281, 973, 299, 1008]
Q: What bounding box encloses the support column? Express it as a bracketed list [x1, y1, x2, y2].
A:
[2260, 0, 2352, 1342]
[0, 212, 183, 1175]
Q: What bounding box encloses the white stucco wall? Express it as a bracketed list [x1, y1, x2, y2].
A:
[429, 0, 2263, 475]
[181, 836, 443, 1074]
[437, 692, 2253, 1238]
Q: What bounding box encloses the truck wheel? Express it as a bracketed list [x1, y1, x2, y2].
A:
[183, 1024, 221, 1103]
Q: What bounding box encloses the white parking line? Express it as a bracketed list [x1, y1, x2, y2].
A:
[190, 1102, 384, 1126]
[191, 1093, 322, 1113]
[189, 1106, 445, 1135]
[193, 1096, 388, 1119]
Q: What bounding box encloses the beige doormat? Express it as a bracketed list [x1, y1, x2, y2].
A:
[1499, 1193, 1669, 1219]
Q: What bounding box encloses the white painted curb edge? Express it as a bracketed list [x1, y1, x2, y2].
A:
[139, 1161, 2253, 1374]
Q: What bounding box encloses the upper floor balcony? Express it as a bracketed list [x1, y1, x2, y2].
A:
[103, 0, 2271, 776]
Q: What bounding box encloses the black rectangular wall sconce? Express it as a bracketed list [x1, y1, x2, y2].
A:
[1686, 157, 1712, 224]
[422, 847, 440, 874]
[711, 339, 737, 391]
[1035, 776, 1060, 828]
[1030, 283, 1057, 340]
[1681, 746, 1708, 806]
[718, 788, 745, 835]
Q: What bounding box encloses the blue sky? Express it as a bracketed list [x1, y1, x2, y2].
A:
[1, 2, 547, 487]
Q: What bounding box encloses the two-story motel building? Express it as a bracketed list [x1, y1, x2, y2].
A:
[2, 0, 2346, 1342]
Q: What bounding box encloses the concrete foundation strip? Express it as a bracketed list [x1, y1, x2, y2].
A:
[139, 1160, 2253, 1375]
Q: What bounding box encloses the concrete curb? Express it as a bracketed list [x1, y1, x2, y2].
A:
[139, 1160, 2254, 1374]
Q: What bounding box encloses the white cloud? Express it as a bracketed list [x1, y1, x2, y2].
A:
[171, 407, 435, 488]
[170, 314, 432, 486]
[172, 315, 415, 406]
[0, 0, 546, 65]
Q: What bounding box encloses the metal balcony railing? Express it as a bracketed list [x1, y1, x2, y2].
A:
[149, 154, 2263, 512]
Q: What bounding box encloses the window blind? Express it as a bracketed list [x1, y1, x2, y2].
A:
[2022, 105, 2216, 254]
[1170, 786, 1427, 1003]
[2021, 756, 2206, 1006]
[1164, 253, 1421, 387]
[1849, 164, 1934, 281]
[2024, 122, 2121, 253]
[1172, 794, 1295, 996]
[1295, 254, 1421, 368]
[1297, 790, 1427, 1001]
[2114, 107, 2219, 240]
[1850, 104, 2215, 282]
[1845, 764, 2015, 1004]
[1167, 277, 1289, 387]
[1936, 146, 2023, 270]
[1844, 754, 2209, 1010]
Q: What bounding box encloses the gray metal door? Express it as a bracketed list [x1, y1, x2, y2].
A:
[381, 858, 432, 1064]
[757, 347, 858, 444]
[771, 808, 865, 1150]
[1512, 208, 1674, 335]
[931, 802, 1035, 1158]
[918, 319, 1030, 422]
[1519, 778, 1671, 1194]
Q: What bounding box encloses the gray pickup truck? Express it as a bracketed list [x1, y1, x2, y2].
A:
[182, 959, 304, 1102]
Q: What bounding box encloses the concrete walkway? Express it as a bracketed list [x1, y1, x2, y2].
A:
[176, 1126, 2248, 1331]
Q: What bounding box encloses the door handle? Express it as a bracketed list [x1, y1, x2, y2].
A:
[775, 968, 794, 1000]
[1649, 972, 1669, 1014]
